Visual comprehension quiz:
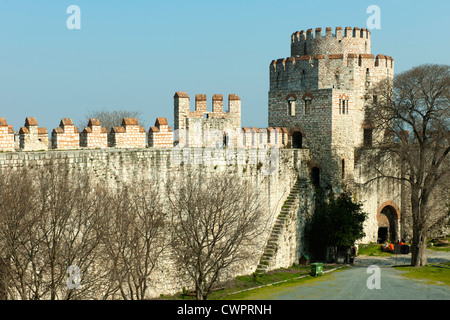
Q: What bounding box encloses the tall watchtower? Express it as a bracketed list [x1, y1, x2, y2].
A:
[268, 26, 394, 190]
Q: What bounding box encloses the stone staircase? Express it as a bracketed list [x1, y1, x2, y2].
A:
[255, 178, 304, 274]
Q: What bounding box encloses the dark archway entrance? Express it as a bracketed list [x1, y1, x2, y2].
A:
[311, 167, 320, 187]
[377, 227, 388, 244]
[292, 131, 302, 148]
[377, 202, 400, 243]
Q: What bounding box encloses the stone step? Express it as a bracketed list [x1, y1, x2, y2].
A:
[273, 223, 284, 228]
[255, 266, 268, 274]
[259, 259, 271, 266]
[255, 178, 302, 276]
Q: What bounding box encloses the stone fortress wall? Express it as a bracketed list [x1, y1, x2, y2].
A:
[0, 145, 313, 297]
[0, 25, 414, 297]
[0, 91, 314, 297]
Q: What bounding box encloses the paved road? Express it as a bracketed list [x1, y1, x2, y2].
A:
[244, 250, 450, 300]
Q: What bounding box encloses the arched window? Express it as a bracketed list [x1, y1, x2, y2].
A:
[339, 94, 349, 115]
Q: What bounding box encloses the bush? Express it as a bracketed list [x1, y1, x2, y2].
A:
[305, 192, 368, 261]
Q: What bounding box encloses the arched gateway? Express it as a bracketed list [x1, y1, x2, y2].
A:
[376, 201, 401, 243]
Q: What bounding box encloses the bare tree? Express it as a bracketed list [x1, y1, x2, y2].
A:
[79, 109, 146, 132]
[0, 167, 40, 300]
[100, 178, 167, 300]
[166, 169, 266, 300]
[0, 163, 112, 299]
[364, 64, 450, 266]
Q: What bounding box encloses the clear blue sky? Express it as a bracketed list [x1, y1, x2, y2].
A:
[0, 0, 448, 132]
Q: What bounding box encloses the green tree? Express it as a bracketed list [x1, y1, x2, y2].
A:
[305, 193, 368, 262]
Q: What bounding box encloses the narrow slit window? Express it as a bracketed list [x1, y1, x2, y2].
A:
[288, 99, 296, 116]
[304, 98, 312, 115]
[364, 128, 373, 147]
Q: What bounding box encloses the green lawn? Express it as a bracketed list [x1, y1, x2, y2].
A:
[162, 238, 450, 300]
[213, 264, 346, 300]
[357, 243, 392, 257]
[358, 239, 450, 256]
[163, 264, 345, 300]
[395, 262, 450, 286]
[427, 235, 450, 252]
[359, 238, 450, 287]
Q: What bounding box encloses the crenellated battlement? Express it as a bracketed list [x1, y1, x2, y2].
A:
[291, 26, 371, 57]
[269, 52, 394, 91]
[174, 92, 241, 119]
[291, 27, 371, 42]
[0, 93, 293, 152]
[174, 92, 242, 146]
[270, 53, 393, 71]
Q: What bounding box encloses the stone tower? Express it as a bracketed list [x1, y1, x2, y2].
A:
[173, 92, 241, 147]
[268, 26, 394, 190]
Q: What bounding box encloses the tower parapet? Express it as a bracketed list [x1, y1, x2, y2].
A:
[270, 52, 393, 91]
[291, 26, 371, 57]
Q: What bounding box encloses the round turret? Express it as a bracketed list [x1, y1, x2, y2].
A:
[291, 27, 371, 57]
